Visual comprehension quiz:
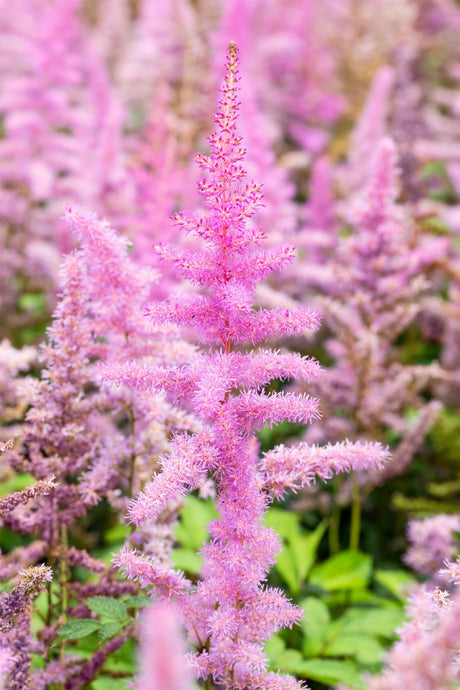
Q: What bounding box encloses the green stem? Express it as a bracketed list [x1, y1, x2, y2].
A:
[349, 472, 361, 551]
[329, 499, 341, 555]
[59, 524, 69, 665]
[204, 678, 211, 690]
[46, 578, 53, 626]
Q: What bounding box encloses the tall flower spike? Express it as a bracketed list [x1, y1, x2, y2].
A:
[149, 42, 320, 349]
[113, 43, 389, 690]
[137, 603, 193, 690]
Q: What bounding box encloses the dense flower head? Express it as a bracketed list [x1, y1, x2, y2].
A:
[405, 514, 460, 579]
[363, 584, 460, 690]
[149, 42, 320, 349]
[109, 42, 390, 690]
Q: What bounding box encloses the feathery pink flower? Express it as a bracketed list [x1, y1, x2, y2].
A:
[112, 43, 388, 690]
[137, 603, 193, 690]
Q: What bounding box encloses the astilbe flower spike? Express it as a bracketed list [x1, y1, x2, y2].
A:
[112, 43, 389, 690]
[137, 603, 193, 690]
[361, 584, 460, 690]
[298, 138, 443, 527]
[405, 514, 460, 581]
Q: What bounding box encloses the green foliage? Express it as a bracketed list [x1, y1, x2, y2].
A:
[98, 620, 129, 641]
[86, 596, 128, 621]
[124, 594, 152, 608]
[57, 595, 135, 644]
[261, 504, 409, 689]
[265, 508, 326, 593]
[92, 679, 129, 690]
[265, 636, 366, 689]
[258, 420, 306, 453]
[309, 550, 372, 591]
[300, 597, 330, 657]
[0, 473, 36, 498]
[18, 292, 47, 315]
[392, 493, 459, 516]
[374, 569, 415, 602]
[173, 495, 217, 573]
[57, 619, 102, 640]
[104, 523, 130, 544]
[429, 409, 460, 468]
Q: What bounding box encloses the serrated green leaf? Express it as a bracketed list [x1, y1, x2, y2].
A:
[99, 621, 125, 641]
[57, 619, 101, 639]
[300, 597, 330, 657]
[309, 551, 372, 591]
[324, 589, 394, 609]
[86, 596, 128, 621]
[124, 595, 151, 608]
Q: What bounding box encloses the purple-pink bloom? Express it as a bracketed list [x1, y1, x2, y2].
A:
[112, 42, 388, 690]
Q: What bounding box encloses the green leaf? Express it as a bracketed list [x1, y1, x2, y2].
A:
[323, 633, 385, 665]
[0, 473, 36, 498]
[275, 544, 299, 592]
[175, 496, 216, 550]
[18, 293, 47, 313]
[57, 619, 101, 639]
[103, 638, 136, 672]
[300, 597, 330, 657]
[171, 547, 203, 574]
[324, 589, 394, 609]
[92, 678, 130, 690]
[105, 523, 130, 544]
[299, 659, 366, 689]
[423, 216, 450, 235]
[265, 507, 300, 541]
[309, 551, 372, 591]
[266, 511, 326, 593]
[264, 635, 286, 666]
[124, 594, 152, 608]
[98, 621, 126, 641]
[270, 647, 305, 675]
[330, 605, 404, 640]
[374, 569, 415, 602]
[86, 597, 128, 621]
[289, 522, 327, 587]
[392, 493, 459, 515]
[428, 479, 460, 497]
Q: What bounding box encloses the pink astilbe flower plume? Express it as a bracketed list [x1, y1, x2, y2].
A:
[300, 139, 443, 527]
[361, 584, 460, 690]
[112, 43, 389, 690]
[137, 603, 193, 690]
[405, 515, 460, 581]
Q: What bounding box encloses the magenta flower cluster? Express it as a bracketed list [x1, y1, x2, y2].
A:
[2, 2, 460, 689]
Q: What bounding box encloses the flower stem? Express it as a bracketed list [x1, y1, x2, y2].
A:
[329, 499, 341, 555]
[349, 472, 361, 550]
